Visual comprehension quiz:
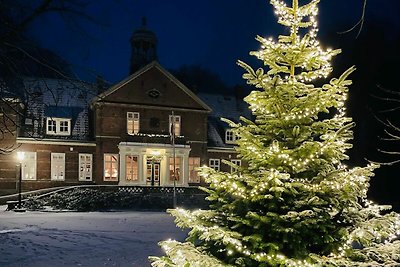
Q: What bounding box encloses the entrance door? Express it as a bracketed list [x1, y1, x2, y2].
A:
[146, 160, 160, 186]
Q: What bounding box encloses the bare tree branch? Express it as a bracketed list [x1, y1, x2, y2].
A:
[338, 0, 367, 38]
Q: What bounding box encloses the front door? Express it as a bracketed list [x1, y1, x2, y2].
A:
[146, 160, 160, 186]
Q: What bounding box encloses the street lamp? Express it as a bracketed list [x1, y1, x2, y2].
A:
[16, 151, 25, 209]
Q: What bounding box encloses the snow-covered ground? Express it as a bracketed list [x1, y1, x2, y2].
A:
[0, 207, 187, 267]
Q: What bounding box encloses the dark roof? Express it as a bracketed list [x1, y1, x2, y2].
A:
[21, 77, 96, 140]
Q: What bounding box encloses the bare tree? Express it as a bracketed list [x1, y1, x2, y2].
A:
[0, 0, 102, 153]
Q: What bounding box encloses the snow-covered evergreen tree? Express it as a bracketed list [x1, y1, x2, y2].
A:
[150, 0, 400, 266]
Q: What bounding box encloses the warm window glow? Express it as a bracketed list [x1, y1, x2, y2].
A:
[21, 152, 37, 180]
[79, 154, 92, 181]
[104, 154, 118, 181]
[169, 115, 181, 136]
[169, 157, 182, 181]
[126, 155, 138, 181]
[189, 157, 200, 183]
[127, 112, 140, 134]
[209, 158, 220, 171]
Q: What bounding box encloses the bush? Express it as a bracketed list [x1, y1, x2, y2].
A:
[25, 187, 208, 211]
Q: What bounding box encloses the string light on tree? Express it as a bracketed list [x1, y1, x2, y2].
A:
[150, 0, 400, 266]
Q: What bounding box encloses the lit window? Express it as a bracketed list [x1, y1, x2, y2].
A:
[189, 157, 200, 183]
[46, 117, 71, 136]
[51, 153, 65, 181]
[21, 152, 37, 180]
[126, 155, 139, 181]
[169, 115, 181, 136]
[104, 154, 118, 181]
[225, 129, 238, 144]
[230, 159, 241, 173]
[209, 159, 220, 171]
[79, 154, 92, 181]
[169, 157, 182, 181]
[127, 112, 140, 134]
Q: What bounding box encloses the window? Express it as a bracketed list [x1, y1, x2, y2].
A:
[79, 154, 92, 181]
[59, 120, 69, 133]
[21, 152, 36, 180]
[169, 157, 182, 181]
[127, 112, 140, 134]
[46, 118, 71, 136]
[225, 129, 238, 144]
[126, 155, 139, 181]
[169, 115, 181, 136]
[104, 154, 118, 181]
[189, 157, 200, 183]
[47, 119, 56, 133]
[230, 159, 241, 173]
[209, 159, 220, 171]
[51, 153, 65, 181]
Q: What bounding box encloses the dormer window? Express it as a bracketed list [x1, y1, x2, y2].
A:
[225, 129, 238, 144]
[46, 118, 71, 136]
[127, 112, 140, 134]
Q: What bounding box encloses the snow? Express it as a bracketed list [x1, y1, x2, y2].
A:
[0, 207, 187, 266]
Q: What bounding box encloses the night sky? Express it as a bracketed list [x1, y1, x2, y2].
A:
[23, 0, 400, 208]
[27, 0, 400, 86]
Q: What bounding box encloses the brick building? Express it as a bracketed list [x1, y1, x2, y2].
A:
[0, 19, 249, 192]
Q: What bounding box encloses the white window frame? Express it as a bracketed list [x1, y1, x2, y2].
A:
[46, 117, 71, 136]
[79, 153, 92, 181]
[188, 157, 200, 183]
[21, 152, 37, 181]
[104, 154, 119, 181]
[209, 158, 220, 171]
[225, 129, 237, 144]
[169, 115, 181, 136]
[169, 156, 182, 181]
[125, 155, 139, 181]
[230, 159, 241, 173]
[127, 112, 140, 134]
[51, 153, 65, 181]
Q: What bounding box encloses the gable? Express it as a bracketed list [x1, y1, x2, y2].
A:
[94, 62, 211, 112]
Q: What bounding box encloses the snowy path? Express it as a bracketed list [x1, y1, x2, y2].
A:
[0, 209, 187, 267]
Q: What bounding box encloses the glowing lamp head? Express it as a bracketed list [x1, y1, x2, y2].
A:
[17, 151, 25, 162]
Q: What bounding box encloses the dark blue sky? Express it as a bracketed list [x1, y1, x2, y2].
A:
[28, 0, 400, 86]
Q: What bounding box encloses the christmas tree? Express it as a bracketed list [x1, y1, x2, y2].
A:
[150, 0, 400, 266]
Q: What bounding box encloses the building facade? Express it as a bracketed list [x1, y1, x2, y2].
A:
[0, 20, 248, 192]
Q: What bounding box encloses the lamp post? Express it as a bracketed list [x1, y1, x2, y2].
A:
[16, 151, 25, 209]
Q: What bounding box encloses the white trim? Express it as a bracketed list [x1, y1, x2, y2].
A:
[127, 112, 140, 134]
[95, 102, 210, 113]
[225, 129, 238, 144]
[92, 61, 212, 112]
[230, 159, 241, 173]
[46, 117, 71, 136]
[104, 154, 119, 181]
[95, 135, 121, 139]
[21, 152, 37, 181]
[209, 158, 220, 171]
[17, 138, 96, 147]
[207, 147, 236, 153]
[79, 153, 92, 181]
[51, 153, 65, 181]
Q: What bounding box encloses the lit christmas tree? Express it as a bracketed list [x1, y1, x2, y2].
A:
[150, 0, 400, 266]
